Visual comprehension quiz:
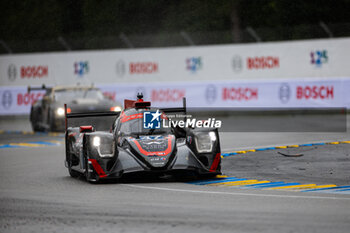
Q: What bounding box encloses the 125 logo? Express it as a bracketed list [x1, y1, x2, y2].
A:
[74, 61, 89, 77]
[310, 50, 328, 67]
[186, 57, 202, 73]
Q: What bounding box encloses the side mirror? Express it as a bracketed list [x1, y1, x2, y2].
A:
[117, 131, 125, 146]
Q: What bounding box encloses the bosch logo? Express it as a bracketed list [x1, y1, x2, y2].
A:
[279, 83, 291, 104]
[8, 64, 17, 81]
[205, 85, 217, 104]
[232, 55, 243, 73]
[151, 89, 185, 102]
[247, 56, 279, 70]
[1, 91, 12, 109]
[296, 85, 334, 100]
[222, 87, 258, 101]
[186, 57, 202, 73]
[129, 62, 158, 74]
[17, 92, 44, 106]
[20, 65, 48, 78]
[116, 60, 126, 77]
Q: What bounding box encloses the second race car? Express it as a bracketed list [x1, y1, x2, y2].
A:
[29, 85, 122, 132]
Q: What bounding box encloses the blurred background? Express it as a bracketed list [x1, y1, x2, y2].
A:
[0, 0, 350, 53]
[0, 0, 350, 127]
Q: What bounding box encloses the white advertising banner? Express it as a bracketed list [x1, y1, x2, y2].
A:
[97, 78, 349, 109]
[0, 86, 45, 115]
[1, 78, 349, 115]
[1, 38, 350, 87]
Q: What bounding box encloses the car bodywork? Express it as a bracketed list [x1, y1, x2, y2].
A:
[29, 85, 122, 132]
[65, 96, 221, 183]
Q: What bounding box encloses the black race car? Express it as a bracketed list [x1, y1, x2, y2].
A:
[65, 94, 221, 183]
[28, 85, 122, 132]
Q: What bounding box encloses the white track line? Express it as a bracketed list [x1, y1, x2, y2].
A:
[124, 184, 350, 200]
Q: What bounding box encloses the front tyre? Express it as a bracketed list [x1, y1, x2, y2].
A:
[67, 153, 80, 178]
[84, 145, 99, 183]
[30, 107, 43, 132]
[31, 121, 41, 132]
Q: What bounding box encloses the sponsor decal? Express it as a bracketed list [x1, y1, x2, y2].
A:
[120, 113, 143, 123]
[116, 60, 126, 77]
[296, 85, 334, 100]
[232, 55, 243, 72]
[279, 83, 291, 103]
[186, 57, 202, 73]
[150, 157, 166, 162]
[205, 84, 217, 104]
[310, 50, 328, 67]
[142, 141, 166, 150]
[20, 65, 48, 78]
[17, 92, 44, 106]
[143, 110, 162, 129]
[74, 61, 89, 77]
[247, 56, 279, 70]
[151, 89, 185, 102]
[139, 135, 164, 140]
[1, 91, 12, 109]
[222, 87, 258, 101]
[187, 136, 192, 144]
[129, 62, 158, 74]
[8, 64, 17, 81]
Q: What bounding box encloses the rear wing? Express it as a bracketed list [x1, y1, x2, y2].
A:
[27, 84, 52, 93]
[64, 104, 120, 131]
[64, 97, 186, 131]
[160, 97, 187, 114]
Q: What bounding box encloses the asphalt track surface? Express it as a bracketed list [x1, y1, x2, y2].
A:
[1, 116, 350, 233]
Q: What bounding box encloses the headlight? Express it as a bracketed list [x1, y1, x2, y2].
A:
[92, 136, 114, 158]
[56, 107, 65, 116]
[93, 136, 101, 147]
[194, 131, 217, 153]
[209, 131, 217, 141]
[110, 106, 122, 112]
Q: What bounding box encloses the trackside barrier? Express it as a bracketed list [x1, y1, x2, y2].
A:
[1, 78, 349, 115]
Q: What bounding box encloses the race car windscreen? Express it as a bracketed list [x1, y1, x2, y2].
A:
[55, 89, 104, 102]
[120, 115, 172, 136]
